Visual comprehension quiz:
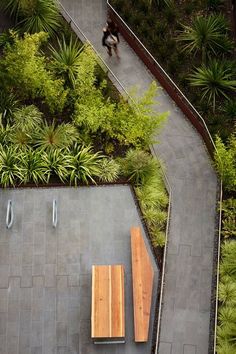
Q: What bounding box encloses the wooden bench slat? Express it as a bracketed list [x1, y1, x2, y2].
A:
[91, 265, 125, 340]
[131, 227, 154, 342]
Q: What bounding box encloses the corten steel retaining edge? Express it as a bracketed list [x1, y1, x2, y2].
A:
[58, 2, 222, 353]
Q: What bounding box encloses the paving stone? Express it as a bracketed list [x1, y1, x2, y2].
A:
[0, 265, 9, 288]
[0, 335, 6, 354]
[0, 290, 7, 312]
[45, 264, 56, 288]
[0, 313, 7, 336]
[19, 330, 30, 354]
[31, 321, 43, 347]
[56, 322, 68, 346]
[21, 265, 33, 288]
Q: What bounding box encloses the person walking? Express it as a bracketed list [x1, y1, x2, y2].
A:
[102, 18, 120, 58]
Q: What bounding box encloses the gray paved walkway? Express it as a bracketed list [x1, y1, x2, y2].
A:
[59, 1, 218, 354]
[0, 186, 158, 354]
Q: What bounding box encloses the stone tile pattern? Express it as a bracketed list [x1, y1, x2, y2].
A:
[59, 1, 218, 353]
[0, 186, 158, 354]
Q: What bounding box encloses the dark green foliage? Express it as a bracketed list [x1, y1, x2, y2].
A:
[217, 240, 236, 351]
[50, 36, 83, 88]
[0, 91, 18, 122]
[0, 0, 61, 36]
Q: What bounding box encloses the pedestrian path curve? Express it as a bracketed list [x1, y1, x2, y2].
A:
[59, 1, 218, 353]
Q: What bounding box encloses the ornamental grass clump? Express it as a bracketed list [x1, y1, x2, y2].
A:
[98, 158, 120, 183]
[217, 240, 236, 353]
[121, 149, 168, 247]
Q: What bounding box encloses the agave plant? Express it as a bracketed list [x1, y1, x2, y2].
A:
[68, 143, 102, 186]
[34, 121, 79, 151]
[42, 148, 71, 182]
[50, 36, 83, 88]
[98, 158, 120, 183]
[17, 0, 61, 36]
[17, 148, 49, 184]
[177, 15, 232, 62]
[0, 145, 20, 187]
[189, 60, 236, 112]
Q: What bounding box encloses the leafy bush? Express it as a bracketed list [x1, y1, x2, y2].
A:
[214, 135, 236, 191]
[0, 32, 67, 112]
[120, 149, 157, 185]
[221, 199, 236, 239]
[0, 0, 61, 36]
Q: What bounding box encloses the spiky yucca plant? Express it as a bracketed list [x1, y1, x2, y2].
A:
[34, 121, 79, 150]
[0, 145, 20, 187]
[189, 60, 236, 112]
[177, 15, 232, 62]
[50, 36, 83, 88]
[68, 144, 102, 186]
[0, 0, 61, 36]
[17, 148, 48, 184]
[42, 148, 71, 182]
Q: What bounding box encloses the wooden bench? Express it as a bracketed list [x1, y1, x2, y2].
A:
[91, 264, 125, 343]
[131, 226, 154, 342]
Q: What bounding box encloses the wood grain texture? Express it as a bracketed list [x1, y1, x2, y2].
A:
[131, 226, 154, 342]
[91, 265, 125, 339]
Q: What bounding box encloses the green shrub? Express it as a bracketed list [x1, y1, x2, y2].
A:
[0, 32, 67, 112]
[214, 135, 236, 191]
[150, 229, 166, 248]
[120, 149, 157, 185]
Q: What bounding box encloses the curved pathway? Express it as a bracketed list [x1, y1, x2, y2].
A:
[60, 1, 218, 353]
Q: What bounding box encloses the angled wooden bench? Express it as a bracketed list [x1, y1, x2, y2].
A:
[91, 264, 125, 344]
[131, 226, 154, 342]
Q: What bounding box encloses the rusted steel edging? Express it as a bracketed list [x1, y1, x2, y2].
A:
[107, 1, 216, 158]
